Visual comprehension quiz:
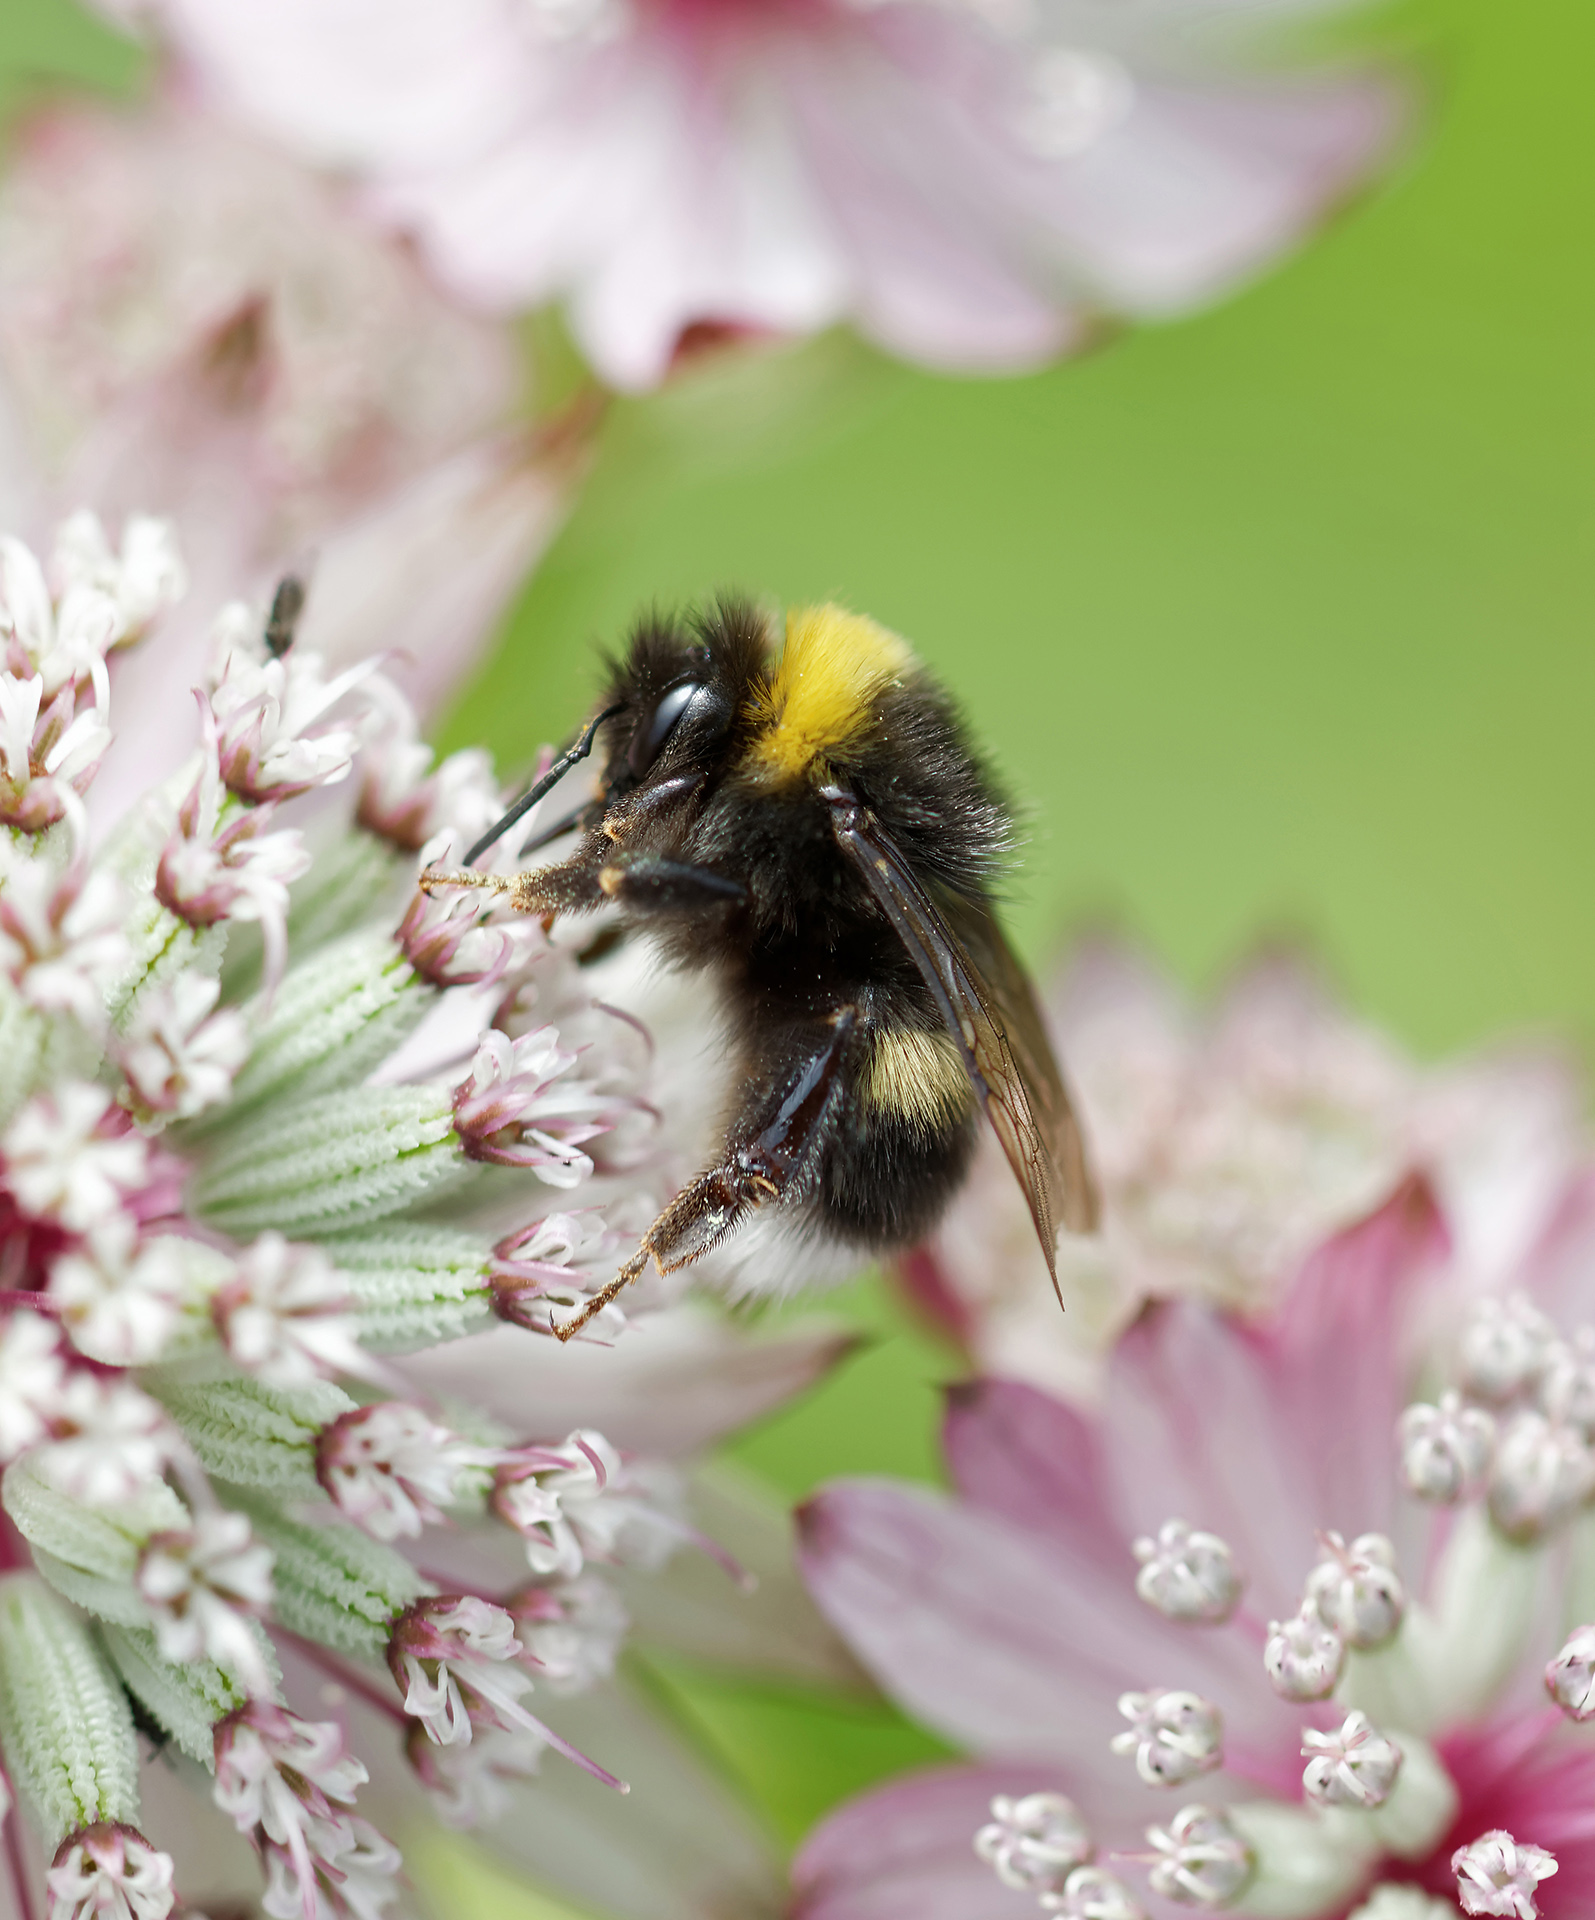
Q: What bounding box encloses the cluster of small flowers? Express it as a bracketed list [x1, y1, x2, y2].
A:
[0, 510, 699, 1920]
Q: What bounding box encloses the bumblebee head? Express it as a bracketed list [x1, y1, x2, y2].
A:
[592, 599, 770, 823]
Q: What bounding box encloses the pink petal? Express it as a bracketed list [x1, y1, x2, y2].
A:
[1261, 1173, 1449, 1531]
[798, 1480, 1298, 1785]
[294, 428, 572, 718]
[943, 1377, 1123, 1582]
[1029, 79, 1402, 315]
[397, 1309, 860, 1457]
[614, 1461, 871, 1691]
[1408, 1714, 1595, 1914]
[792, 1760, 1080, 1920]
[1102, 1177, 1446, 1617]
[1517, 1164, 1595, 1327]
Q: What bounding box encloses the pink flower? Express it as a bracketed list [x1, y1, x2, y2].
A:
[0, 96, 517, 546]
[487, 1208, 640, 1340]
[491, 1428, 679, 1579]
[914, 940, 1585, 1399]
[119, 0, 1397, 390]
[136, 1510, 276, 1692]
[213, 1703, 398, 1920]
[394, 856, 544, 991]
[206, 613, 379, 802]
[796, 1180, 1595, 1920]
[154, 734, 311, 991]
[0, 830, 129, 1032]
[209, 1233, 366, 1385]
[1, 1083, 175, 1235]
[113, 969, 250, 1120]
[0, 96, 573, 818]
[316, 1401, 498, 1540]
[450, 1026, 631, 1182]
[355, 676, 500, 855]
[46, 1823, 175, 1920]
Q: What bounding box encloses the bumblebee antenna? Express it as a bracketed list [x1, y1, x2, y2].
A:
[461, 704, 624, 868]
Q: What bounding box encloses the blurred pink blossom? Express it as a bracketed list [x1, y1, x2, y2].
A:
[0, 97, 585, 814]
[103, 0, 1399, 389]
[913, 940, 1585, 1400]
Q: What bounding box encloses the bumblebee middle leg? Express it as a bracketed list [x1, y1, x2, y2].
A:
[554, 1008, 857, 1341]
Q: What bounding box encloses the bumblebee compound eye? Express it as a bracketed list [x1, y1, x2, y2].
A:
[627, 680, 710, 778]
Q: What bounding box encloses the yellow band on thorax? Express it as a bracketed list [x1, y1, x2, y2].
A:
[749, 604, 913, 783]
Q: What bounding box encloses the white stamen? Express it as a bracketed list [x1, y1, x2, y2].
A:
[1301, 1710, 1402, 1808]
[1543, 1623, 1595, 1721]
[1111, 1690, 1223, 1787]
[1132, 1520, 1243, 1624]
[1400, 1391, 1496, 1503]
[1040, 1865, 1147, 1919]
[1264, 1600, 1345, 1701]
[1349, 1891, 1459, 1920]
[1459, 1294, 1558, 1404]
[1486, 1408, 1595, 1541]
[974, 1792, 1092, 1895]
[1307, 1532, 1405, 1648]
[1146, 1805, 1254, 1907]
[1537, 1328, 1595, 1436]
[1452, 1830, 1558, 1918]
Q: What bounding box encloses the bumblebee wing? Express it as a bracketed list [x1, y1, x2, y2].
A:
[940, 888, 1099, 1241]
[827, 793, 1099, 1297]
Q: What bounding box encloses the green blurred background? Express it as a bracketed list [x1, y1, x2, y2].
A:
[2, 0, 1591, 1907]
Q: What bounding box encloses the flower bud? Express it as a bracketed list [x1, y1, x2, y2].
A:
[1146, 1805, 1254, 1907]
[974, 1792, 1092, 1895]
[1306, 1533, 1405, 1649]
[1544, 1624, 1595, 1721]
[1111, 1690, 1223, 1787]
[1538, 1329, 1595, 1436]
[1400, 1392, 1495, 1503]
[1487, 1409, 1595, 1542]
[1132, 1520, 1243, 1624]
[1265, 1601, 1345, 1701]
[1301, 1710, 1402, 1809]
[1452, 1830, 1557, 1918]
[1459, 1294, 1558, 1404]
[1041, 1866, 1146, 1920]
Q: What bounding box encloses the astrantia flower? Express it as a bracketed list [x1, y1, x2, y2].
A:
[107, 0, 1397, 390]
[0, 509, 842, 1920]
[796, 1178, 1595, 1919]
[914, 938, 1584, 1398]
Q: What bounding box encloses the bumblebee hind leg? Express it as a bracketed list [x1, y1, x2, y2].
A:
[553, 1008, 857, 1341]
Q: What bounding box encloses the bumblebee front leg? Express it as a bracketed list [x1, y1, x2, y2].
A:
[419, 852, 606, 918]
[553, 1009, 857, 1341]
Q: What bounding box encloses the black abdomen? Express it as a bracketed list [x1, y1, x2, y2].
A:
[816, 1096, 978, 1250]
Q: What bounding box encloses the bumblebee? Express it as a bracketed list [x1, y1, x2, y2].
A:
[424, 600, 1098, 1339]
